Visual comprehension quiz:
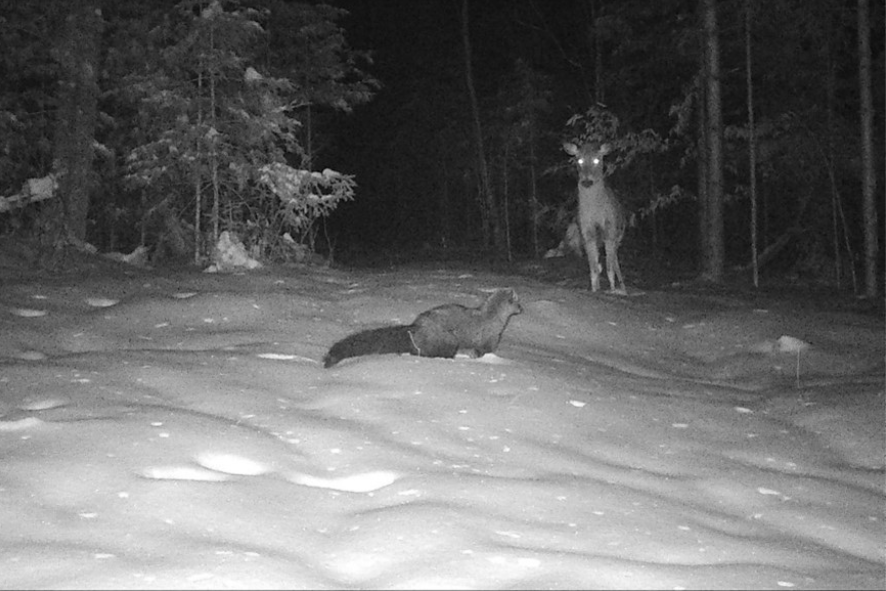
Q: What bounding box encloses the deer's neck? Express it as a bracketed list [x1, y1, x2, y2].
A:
[580, 177, 606, 190]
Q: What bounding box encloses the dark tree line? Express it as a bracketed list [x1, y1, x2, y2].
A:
[330, 0, 883, 295]
[0, 0, 882, 295]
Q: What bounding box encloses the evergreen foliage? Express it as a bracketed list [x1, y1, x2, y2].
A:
[0, 0, 881, 290]
[0, 0, 375, 264]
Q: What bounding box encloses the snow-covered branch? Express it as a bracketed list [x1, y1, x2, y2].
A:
[0, 175, 58, 213]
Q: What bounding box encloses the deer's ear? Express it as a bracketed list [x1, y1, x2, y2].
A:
[563, 142, 578, 155]
[599, 143, 611, 154]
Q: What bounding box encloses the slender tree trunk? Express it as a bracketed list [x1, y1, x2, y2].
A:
[53, 0, 102, 244]
[696, 72, 709, 271]
[857, 0, 879, 297]
[460, 0, 497, 253]
[194, 69, 205, 264]
[590, 0, 604, 104]
[744, 0, 759, 288]
[440, 158, 450, 250]
[208, 22, 221, 246]
[305, 104, 313, 169]
[528, 117, 540, 258]
[826, 10, 843, 288]
[193, 171, 202, 264]
[502, 142, 512, 261]
[700, 0, 724, 282]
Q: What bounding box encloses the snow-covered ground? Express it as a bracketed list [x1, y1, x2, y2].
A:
[0, 263, 883, 590]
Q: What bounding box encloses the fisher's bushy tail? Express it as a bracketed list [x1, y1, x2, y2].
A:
[323, 325, 417, 368]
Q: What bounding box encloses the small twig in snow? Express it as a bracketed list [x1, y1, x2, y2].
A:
[795, 349, 801, 389]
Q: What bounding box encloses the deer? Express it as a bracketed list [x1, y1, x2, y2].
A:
[563, 141, 627, 294]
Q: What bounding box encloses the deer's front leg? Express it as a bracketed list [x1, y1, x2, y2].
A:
[583, 229, 602, 292]
[604, 238, 625, 294]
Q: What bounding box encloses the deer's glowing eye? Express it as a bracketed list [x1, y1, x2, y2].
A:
[577, 158, 585, 165]
[592, 158, 601, 165]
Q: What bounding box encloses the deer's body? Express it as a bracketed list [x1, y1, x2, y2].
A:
[564, 142, 626, 293]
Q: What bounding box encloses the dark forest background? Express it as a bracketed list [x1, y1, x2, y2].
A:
[0, 0, 883, 294]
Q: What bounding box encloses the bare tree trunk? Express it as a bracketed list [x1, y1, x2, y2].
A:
[194, 68, 205, 264]
[590, 0, 604, 104]
[700, 0, 724, 282]
[528, 118, 540, 258]
[193, 172, 202, 264]
[696, 72, 709, 271]
[461, 0, 498, 253]
[440, 158, 451, 250]
[209, 22, 220, 246]
[825, 9, 842, 288]
[857, 0, 879, 297]
[305, 104, 313, 169]
[53, 0, 102, 244]
[502, 142, 512, 261]
[744, 0, 759, 288]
